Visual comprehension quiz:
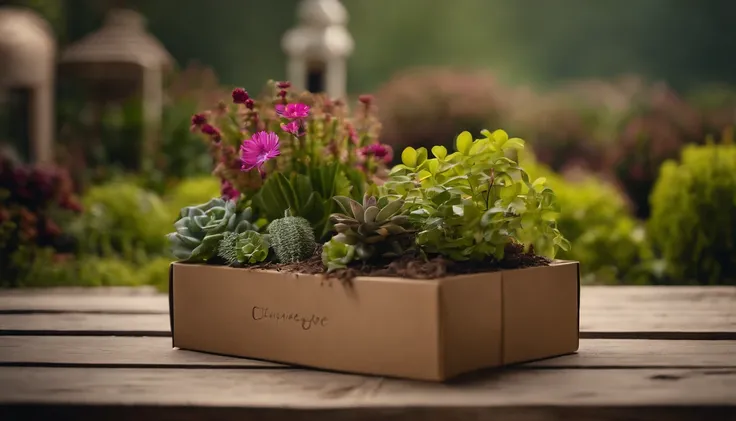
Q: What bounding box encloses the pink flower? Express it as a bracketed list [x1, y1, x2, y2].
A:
[359, 143, 393, 163]
[280, 120, 305, 137]
[220, 179, 240, 201]
[240, 131, 280, 176]
[275, 103, 310, 119]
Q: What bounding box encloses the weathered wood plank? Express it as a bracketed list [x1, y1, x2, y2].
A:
[0, 368, 733, 415]
[0, 337, 734, 369]
[0, 336, 282, 368]
[0, 314, 170, 335]
[0, 287, 734, 337]
[0, 294, 168, 314]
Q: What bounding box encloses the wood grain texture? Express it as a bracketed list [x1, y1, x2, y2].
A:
[0, 337, 734, 369]
[3, 405, 734, 421]
[0, 367, 733, 408]
[0, 286, 734, 336]
[0, 314, 170, 335]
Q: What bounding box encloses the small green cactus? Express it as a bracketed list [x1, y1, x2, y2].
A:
[321, 238, 356, 272]
[267, 215, 316, 263]
[217, 231, 270, 265]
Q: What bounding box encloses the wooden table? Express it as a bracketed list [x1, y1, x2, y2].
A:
[0, 286, 734, 421]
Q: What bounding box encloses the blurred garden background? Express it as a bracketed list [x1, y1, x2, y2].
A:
[1, 0, 735, 288]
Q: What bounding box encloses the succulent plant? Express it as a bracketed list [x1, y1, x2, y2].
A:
[330, 194, 414, 260]
[267, 215, 316, 263]
[217, 230, 270, 265]
[167, 198, 256, 262]
[321, 238, 356, 272]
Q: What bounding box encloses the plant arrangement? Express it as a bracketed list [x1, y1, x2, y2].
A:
[168, 82, 569, 279]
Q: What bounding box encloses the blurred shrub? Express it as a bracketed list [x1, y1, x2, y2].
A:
[142, 63, 223, 194]
[687, 84, 736, 138]
[507, 77, 641, 173]
[607, 83, 704, 218]
[71, 181, 171, 261]
[138, 256, 174, 292]
[649, 141, 736, 285]
[0, 155, 82, 287]
[521, 151, 656, 284]
[374, 67, 511, 159]
[164, 176, 220, 217]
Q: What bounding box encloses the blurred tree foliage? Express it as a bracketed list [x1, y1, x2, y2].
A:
[14, 0, 736, 93]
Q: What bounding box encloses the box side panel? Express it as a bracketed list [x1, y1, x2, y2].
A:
[172, 264, 442, 381]
[501, 262, 579, 365]
[168, 263, 175, 347]
[439, 272, 503, 379]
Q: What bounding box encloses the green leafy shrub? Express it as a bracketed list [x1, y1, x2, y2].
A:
[267, 215, 316, 263]
[385, 129, 568, 261]
[520, 151, 656, 284]
[71, 181, 171, 261]
[608, 84, 704, 218]
[649, 142, 736, 284]
[167, 199, 256, 262]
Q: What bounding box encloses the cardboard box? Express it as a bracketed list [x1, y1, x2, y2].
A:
[169, 261, 579, 381]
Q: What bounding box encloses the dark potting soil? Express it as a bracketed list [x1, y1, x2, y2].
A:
[247, 242, 550, 281]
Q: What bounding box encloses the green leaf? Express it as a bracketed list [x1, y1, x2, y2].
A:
[333, 196, 357, 218]
[401, 147, 418, 167]
[504, 137, 525, 150]
[416, 147, 428, 166]
[376, 199, 403, 222]
[431, 145, 447, 160]
[499, 183, 521, 200]
[456, 131, 473, 155]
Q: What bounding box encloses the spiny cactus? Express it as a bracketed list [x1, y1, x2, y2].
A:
[321, 238, 356, 272]
[267, 215, 316, 263]
[217, 230, 270, 265]
[167, 198, 256, 262]
[330, 194, 414, 260]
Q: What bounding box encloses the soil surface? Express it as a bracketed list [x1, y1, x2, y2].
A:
[246, 242, 550, 281]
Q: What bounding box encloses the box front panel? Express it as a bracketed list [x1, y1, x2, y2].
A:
[172, 264, 442, 380]
[501, 262, 580, 364]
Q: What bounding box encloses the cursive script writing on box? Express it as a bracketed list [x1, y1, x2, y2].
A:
[251, 306, 328, 330]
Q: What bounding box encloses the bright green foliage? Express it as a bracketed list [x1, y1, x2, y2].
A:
[322, 238, 356, 272]
[267, 215, 317, 263]
[329, 194, 414, 260]
[519, 151, 657, 284]
[649, 143, 736, 284]
[386, 129, 569, 261]
[72, 181, 172, 260]
[217, 230, 270, 265]
[167, 198, 256, 262]
[253, 163, 358, 241]
[165, 177, 221, 217]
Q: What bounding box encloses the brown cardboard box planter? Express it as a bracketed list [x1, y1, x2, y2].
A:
[169, 261, 579, 381]
[169, 87, 579, 382]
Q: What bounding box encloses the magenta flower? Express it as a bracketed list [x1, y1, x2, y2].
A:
[280, 120, 304, 137]
[232, 88, 249, 104]
[275, 103, 310, 119]
[201, 123, 221, 142]
[240, 131, 280, 176]
[359, 143, 393, 163]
